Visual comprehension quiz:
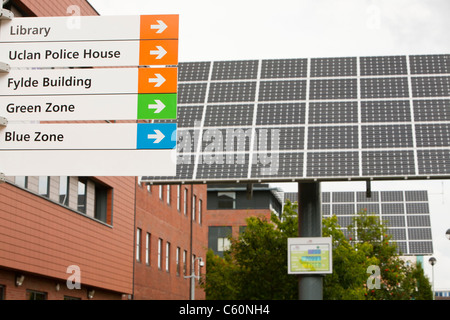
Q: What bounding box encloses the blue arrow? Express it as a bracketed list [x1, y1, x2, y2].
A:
[136, 123, 176, 149]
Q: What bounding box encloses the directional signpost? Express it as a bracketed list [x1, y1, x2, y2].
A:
[0, 13, 179, 176]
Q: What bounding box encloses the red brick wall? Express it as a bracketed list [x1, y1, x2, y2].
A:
[14, 0, 98, 17]
[0, 267, 122, 300]
[134, 183, 208, 299]
[0, 177, 135, 296]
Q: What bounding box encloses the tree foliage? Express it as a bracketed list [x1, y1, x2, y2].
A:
[201, 201, 432, 300]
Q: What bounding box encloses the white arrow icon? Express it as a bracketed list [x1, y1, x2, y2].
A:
[151, 20, 167, 34]
[148, 129, 165, 143]
[150, 46, 167, 59]
[148, 73, 166, 87]
[148, 100, 166, 113]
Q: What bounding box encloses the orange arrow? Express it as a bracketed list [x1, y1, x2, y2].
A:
[140, 15, 179, 40]
[138, 67, 177, 94]
[139, 40, 178, 66]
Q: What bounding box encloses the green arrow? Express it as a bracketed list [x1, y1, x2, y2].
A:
[137, 93, 177, 120]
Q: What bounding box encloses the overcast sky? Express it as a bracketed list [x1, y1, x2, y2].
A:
[89, 0, 450, 291]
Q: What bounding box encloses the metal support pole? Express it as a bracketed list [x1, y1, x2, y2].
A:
[297, 181, 323, 300]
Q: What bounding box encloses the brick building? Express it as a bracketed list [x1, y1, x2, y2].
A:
[134, 182, 207, 300]
[0, 0, 208, 300]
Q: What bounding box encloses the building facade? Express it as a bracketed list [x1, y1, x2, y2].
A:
[134, 182, 207, 300]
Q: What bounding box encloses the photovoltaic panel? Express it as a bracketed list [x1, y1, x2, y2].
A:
[360, 55, 407, 76]
[143, 54, 450, 185]
[284, 189, 433, 255]
[261, 58, 307, 78]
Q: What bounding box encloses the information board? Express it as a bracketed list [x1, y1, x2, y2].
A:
[288, 237, 333, 274]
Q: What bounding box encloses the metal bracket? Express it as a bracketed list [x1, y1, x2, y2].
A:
[0, 8, 13, 20]
[0, 116, 7, 128]
[366, 179, 372, 198]
[246, 183, 253, 200]
[0, 62, 10, 73]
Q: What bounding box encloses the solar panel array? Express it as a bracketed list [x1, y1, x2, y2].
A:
[284, 190, 433, 255]
[143, 54, 450, 184]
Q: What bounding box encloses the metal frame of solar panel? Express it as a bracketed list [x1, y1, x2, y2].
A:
[143, 54, 450, 184]
[284, 190, 433, 255]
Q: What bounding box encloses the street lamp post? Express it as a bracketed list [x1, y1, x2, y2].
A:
[428, 257, 437, 300]
[185, 257, 204, 300]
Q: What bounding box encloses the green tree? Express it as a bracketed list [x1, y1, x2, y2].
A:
[322, 215, 378, 299]
[202, 202, 433, 300]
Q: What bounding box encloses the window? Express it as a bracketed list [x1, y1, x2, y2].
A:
[177, 185, 181, 211]
[0, 285, 4, 300]
[59, 176, 69, 206]
[183, 250, 187, 276]
[176, 247, 180, 276]
[15, 176, 27, 188]
[38, 176, 50, 197]
[158, 239, 163, 270]
[198, 199, 202, 225]
[167, 185, 171, 205]
[208, 226, 232, 257]
[146, 233, 151, 265]
[27, 290, 47, 300]
[159, 185, 163, 200]
[64, 296, 81, 300]
[218, 192, 236, 209]
[136, 228, 142, 262]
[165, 242, 170, 272]
[94, 184, 109, 222]
[218, 237, 231, 252]
[184, 188, 188, 215]
[77, 178, 87, 214]
[192, 195, 196, 221]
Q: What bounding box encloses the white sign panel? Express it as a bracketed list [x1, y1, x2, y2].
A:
[0, 95, 139, 121]
[0, 123, 177, 150]
[0, 149, 176, 176]
[0, 39, 178, 68]
[0, 15, 179, 42]
[0, 67, 177, 96]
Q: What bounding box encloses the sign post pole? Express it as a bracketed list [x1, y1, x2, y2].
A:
[297, 181, 323, 300]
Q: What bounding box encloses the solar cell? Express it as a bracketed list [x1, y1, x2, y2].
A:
[211, 60, 258, 80]
[256, 103, 305, 125]
[361, 77, 409, 99]
[178, 61, 211, 81]
[361, 100, 410, 123]
[413, 99, 450, 121]
[309, 101, 358, 124]
[309, 79, 357, 100]
[259, 80, 306, 101]
[409, 241, 433, 255]
[360, 55, 407, 76]
[261, 58, 307, 79]
[410, 54, 450, 74]
[208, 82, 256, 103]
[143, 54, 450, 185]
[311, 57, 356, 77]
[204, 104, 254, 127]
